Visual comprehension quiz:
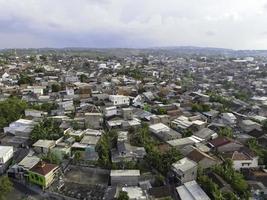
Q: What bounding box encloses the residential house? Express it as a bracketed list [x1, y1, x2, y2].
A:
[171, 157, 198, 184]
[149, 123, 181, 141]
[4, 119, 37, 138]
[176, 180, 211, 200]
[239, 119, 262, 133]
[85, 113, 103, 129]
[193, 128, 218, 141]
[33, 140, 56, 154]
[220, 113, 237, 125]
[225, 149, 259, 171]
[186, 148, 219, 169]
[28, 161, 59, 189]
[109, 95, 130, 106]
[208, 137, 243, 153]
[0, 146, 13, 174]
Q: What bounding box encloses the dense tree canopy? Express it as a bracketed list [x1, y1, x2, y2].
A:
[0, 97, 28, 130]
[0, 176, 13, 200]
[30, 102, 58, 113]
[30, 118, 64, 143]
[213, 159, 250, 199]
[117, 191, 129, 200]
[18, 74, 34, 85]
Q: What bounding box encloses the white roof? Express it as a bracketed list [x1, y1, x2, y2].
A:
[149, 123, 170, 132]
[122, 187, 146, 200]
[18, 155, 40, 170]
[167, 137, 195, 147]
[71, 142, 88, 149]
[33, 140, 55, 148]
[0, 146, 13, 158]
[15, 119, 35, 125]
[172, 158, 197, 172]
[176, 180, 210, 200]
[110, 170, 140, 177]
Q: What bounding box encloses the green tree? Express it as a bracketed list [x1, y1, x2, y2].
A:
[0, 176, 13, 200]
[213, 159, 250, 199]
[158, 108, 167, 114]
[80, 74, 88, 82]
[117, 191, 129, 200]
[96, 133, 112, 168]
[0, 97, 28, 130]
[42, 151, 62, 165]
[18, 74, 34, 85]
[30, 118, 64, 143]
[218, 127, 233, 138]
[51, 83, 61, 92]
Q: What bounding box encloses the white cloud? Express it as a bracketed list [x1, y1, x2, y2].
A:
[0, 0, 267, 49]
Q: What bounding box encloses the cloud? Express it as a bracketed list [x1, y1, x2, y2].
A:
[0, 0, 267, 49]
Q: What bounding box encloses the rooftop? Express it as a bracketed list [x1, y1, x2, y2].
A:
[110, 170, 140, 177]
[172, 157, 197, 172]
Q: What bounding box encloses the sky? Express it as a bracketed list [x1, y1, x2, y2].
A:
[0, 0, 267, 49]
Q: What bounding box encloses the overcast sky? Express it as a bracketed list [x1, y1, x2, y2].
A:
[1, 0, 267, 49]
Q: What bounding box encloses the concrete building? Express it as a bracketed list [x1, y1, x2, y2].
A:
[221, 113, 237, 125]
[239, 120, 262, 133]
[4, 119, 37, 138]
[171, 157, 198, 184]
[104, 106, 118, 118]
[176, 180, 211, 200]
[85, 113, 103, 129]
[33, 140, 56, 154]
[0, 146, 14, 174]
[122, 108, 133, 120]
[109, 95, 130, 106]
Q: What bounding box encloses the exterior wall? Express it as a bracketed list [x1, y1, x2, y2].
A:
[29, 169, 58, 189]
[111, 176, 139, 186]
[44, 170, 58, 188]
[122, 109, 133, 120]
[105, 107, 117, 117]
[34, 146, 54, 154]
[109, 95, 130, 106]
[28, 171, 46, 188]
[174, 166, 197, 184]
[233, 157, 258, 171]
[85, 114, 103, 129]
[0, 147, 13, 164]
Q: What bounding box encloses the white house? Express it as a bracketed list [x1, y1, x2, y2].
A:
[0, 146, 13, 164]
[229, 150, 258, 171]
[104, 106, 118, 117]
[0, 146, 14, 174]
[109, 95, 130, 106]
[66, 86, 75, 96]
[58, 100, 74, 111]
[27, 86, 46, 95]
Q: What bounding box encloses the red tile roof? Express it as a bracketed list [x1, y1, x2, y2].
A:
[209, 137, 231, 148]
[30, 161, 58, 176]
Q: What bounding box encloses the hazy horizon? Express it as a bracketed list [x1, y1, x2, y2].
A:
[1, 0, 267, 50]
